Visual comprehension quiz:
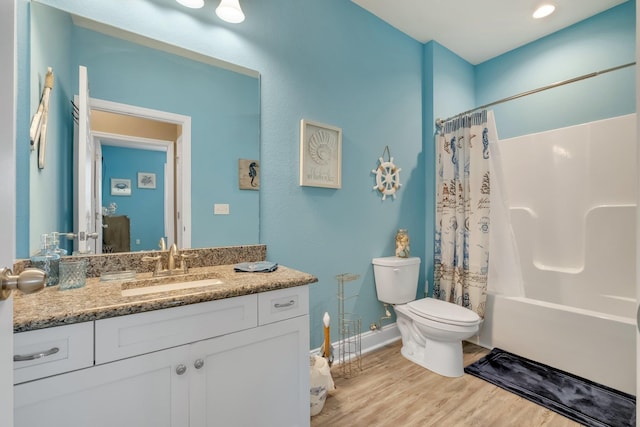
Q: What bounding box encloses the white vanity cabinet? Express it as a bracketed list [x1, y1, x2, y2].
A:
[14, 285, 310, 427]
[190, 314, 309, 426]
[13, 321, 94, 384]
[15, 344, 191, 426]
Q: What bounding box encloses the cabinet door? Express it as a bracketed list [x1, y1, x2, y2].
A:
[190, 315, 310, 427]
[14, 345, 190, 427]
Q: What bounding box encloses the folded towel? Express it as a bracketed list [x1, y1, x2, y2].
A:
[234, 261, 278, 273]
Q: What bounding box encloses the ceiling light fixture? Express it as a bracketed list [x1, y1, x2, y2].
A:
[533, 4, 556, 19]
[216, 0, 245, 23]
[176, 0, 204, 8]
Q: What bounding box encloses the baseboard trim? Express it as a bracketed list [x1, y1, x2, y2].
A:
[310, 322, 401, 360]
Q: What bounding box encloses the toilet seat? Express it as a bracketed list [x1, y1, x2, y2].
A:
[407, 298, 480, 327]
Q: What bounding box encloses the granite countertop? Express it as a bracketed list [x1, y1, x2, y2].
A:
[13, 264, 318, 333]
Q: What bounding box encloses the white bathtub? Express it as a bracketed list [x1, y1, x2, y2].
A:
[477, 293, 636, 395]
[476, 114, 637, 396]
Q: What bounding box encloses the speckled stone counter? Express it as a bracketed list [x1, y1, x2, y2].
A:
[13, 245, 268, 277]
[13, 245, 318, 333]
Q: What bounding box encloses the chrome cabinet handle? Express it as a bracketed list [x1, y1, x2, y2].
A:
[194, 359, 204, 369]
[176, 364, 187, 375]
[14, 346, 59, 362]
[274, 300, 295, 308]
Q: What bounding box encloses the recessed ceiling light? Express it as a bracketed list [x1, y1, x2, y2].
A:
[176, 0, 204, 9]
[533, 4, 556, 19]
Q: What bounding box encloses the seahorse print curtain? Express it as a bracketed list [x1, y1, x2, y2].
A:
[433, 110, 495, 317]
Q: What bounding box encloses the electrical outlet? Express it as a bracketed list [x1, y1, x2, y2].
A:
[214, 204, 230, 215]
[135, 239, 141, 245]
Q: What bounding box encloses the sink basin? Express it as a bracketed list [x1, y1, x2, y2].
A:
[121, 278, 223, 297]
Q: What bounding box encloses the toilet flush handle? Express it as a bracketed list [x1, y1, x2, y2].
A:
[393, 268, 400, 272]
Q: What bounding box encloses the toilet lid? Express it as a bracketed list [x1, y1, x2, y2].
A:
[407, 298, 480, 326]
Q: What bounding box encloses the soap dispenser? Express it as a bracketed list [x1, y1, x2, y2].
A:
[50, 232, 68, 257]
[30, 234, 61, 286]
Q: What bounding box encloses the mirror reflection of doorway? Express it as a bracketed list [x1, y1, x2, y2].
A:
[91, 108, 183, 253]
[99, 135, 172, 253]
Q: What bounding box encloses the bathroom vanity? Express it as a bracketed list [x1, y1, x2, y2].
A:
[11, 245, 317, 427]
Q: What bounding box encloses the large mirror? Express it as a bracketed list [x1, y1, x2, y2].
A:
[24, 1, 260, 257]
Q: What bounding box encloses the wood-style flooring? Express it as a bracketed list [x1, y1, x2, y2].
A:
[311, 341, 582, 427]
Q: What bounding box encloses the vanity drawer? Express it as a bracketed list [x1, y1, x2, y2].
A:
[95, 294, 258, 364]
[258, 285, 309, 325]
[14, 322, 94, 384]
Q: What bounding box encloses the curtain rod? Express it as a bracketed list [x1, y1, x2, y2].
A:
[435, 61, 636, 127]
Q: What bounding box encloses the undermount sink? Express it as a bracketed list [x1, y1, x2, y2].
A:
[121, 278, 223, 297]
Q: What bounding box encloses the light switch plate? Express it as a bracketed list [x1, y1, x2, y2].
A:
[214, 204, 230, 215]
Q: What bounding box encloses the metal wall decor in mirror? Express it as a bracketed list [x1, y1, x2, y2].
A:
[22, 1, 261, 257]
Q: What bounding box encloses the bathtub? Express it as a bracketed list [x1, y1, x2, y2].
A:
[477, 293, 636, 395]
[476, 114, 637, 396]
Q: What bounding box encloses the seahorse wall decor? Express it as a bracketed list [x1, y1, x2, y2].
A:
[238, 158, 260, 190]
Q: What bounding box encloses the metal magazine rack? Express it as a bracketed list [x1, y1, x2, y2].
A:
[335, 273, 362, 378]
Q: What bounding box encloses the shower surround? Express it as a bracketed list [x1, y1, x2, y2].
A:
[478, 113, 637, 395]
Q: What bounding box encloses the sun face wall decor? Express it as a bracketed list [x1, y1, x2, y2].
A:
[299, 119, 342, 189]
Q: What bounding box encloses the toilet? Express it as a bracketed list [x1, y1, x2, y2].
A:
[372, 256, 481, 377]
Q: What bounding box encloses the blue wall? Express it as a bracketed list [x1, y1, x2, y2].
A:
[420, 1, 635, 295]
[101, 145, 166, 251]
[422, 40, 476, 295]
[476, 2, 635, 139]
[24, 2, 74, 255]
[70, 26, 261, 249]
[19, 0, 635, 349]
[21, 2, 260, 257]
[27, 0, 425, 349]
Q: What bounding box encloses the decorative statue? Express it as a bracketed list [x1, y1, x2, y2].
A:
[395, 229, 410, 258]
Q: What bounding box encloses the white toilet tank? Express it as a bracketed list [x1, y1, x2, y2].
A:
[372, 256, 421, 304]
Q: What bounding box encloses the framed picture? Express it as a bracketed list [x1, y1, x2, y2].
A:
[137, 172, 156, 189]
[111, 178, 131, 196]
[299, 119, 342, 188]
[238, 159, 260, 190]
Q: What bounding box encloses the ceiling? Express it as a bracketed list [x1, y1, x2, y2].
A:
[351, 0, 628, 64]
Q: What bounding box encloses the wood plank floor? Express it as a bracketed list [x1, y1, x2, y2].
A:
[311, 341, 582, 427]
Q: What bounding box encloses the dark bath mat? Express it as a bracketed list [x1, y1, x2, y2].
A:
[464, 348, 636, 427]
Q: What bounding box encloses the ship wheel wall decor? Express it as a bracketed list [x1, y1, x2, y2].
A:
[372, 146, 401, 200]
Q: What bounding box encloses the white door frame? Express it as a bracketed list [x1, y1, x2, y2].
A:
[95, 132, 176, 249]
[89, 98, 191, 249]
[635, 0, 639, 412]
[0, 0, 16, 422]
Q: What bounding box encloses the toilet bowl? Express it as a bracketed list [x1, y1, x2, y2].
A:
[372, 256, 481, 377]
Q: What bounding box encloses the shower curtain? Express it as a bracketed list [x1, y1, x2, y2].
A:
[433, 110, 497, 317]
